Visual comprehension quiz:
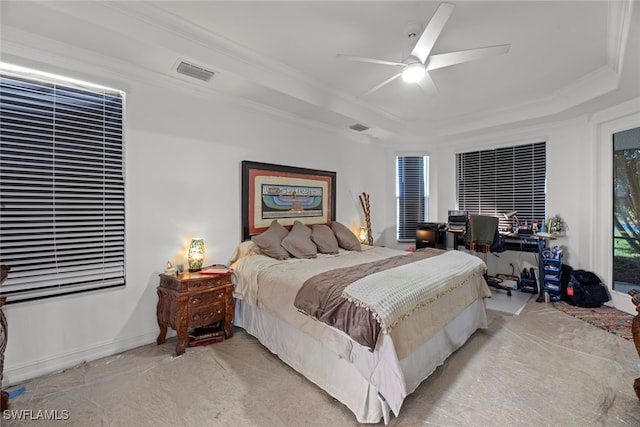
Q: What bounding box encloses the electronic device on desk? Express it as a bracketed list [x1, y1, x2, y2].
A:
[447, 210, 468, 231]
[416, 222, 447, 250]
[447, 210, 468, 250]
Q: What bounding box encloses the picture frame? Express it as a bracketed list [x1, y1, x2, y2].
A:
[242, 161, 336, 240]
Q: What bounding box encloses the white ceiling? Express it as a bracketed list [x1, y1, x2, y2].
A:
[2, 1, 639, 142]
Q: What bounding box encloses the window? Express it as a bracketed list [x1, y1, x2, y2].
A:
[456, 142, 546, 226]
[396, 155, 428, 241]
[612, 126, 640, 293]
[0, 64, 125, 302]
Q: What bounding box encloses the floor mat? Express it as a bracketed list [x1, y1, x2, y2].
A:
[485, 289, 532, 315]
[553, 300, 634, 340]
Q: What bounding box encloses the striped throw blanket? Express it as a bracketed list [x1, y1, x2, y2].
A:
[342, 250, 486, 334]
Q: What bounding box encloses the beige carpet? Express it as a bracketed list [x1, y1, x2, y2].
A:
[4, 299, 640, 426]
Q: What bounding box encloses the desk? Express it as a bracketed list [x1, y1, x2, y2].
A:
[446, 228, 465, 250]
[449, 229, 553, 298]
[501, 232, 555, 301]
[501, 232, 541, 253]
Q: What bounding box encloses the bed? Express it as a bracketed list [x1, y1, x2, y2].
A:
[231, 161, 491, 424]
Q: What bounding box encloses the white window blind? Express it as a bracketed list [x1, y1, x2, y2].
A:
[0, 67, 125, 302]
[396, 155, 428, 241]
[456, 142, 546, 224]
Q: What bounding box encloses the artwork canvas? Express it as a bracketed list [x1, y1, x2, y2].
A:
[242, 161, 336, 240]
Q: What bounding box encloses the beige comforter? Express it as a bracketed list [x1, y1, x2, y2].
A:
[231, 245, 491, 415]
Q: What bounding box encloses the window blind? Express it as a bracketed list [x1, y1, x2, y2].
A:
[456, 142, 546, 225]
[396, 156, 428, 241]
[0, 68, 125, 302]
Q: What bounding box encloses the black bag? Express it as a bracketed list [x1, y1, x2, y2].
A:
[565, 269, 610, 308]
[560, 264, 574, 301]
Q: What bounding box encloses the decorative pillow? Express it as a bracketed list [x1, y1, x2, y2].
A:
[228, 241, 263, 265]
[251, 220, 290, 260]
[311, 224, 339, 254]
[281, 221, 317, 259]
[330, 221, 362, 251]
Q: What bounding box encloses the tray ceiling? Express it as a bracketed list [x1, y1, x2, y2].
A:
[1, 1, 638, 141]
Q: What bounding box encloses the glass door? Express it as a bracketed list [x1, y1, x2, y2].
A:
[612, 126, 640, 292]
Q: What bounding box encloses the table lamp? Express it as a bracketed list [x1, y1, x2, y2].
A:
[359, 226, 368, 245]
[503, 211, 519, 230]
[188, 238, 205, 272]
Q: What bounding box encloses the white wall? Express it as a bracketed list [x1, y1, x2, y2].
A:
[2, 52, 388, 385]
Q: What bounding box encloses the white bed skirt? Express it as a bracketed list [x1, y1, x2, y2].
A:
[234, 299, 488, 424]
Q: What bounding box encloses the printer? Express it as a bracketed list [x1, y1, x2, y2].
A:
[447, 210, 468, 232]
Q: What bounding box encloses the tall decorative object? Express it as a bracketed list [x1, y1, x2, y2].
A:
[548, 215, 565, 235]
[187, 238, 205, 272]
[358, 192, 373, 246]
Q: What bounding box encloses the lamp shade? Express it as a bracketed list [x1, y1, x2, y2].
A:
[503, 211, 517, 220]
[188, 238, 205, 272]
[359, 226, 368, 245]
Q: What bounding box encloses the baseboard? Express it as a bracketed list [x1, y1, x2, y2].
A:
[3, 329, 167, 387]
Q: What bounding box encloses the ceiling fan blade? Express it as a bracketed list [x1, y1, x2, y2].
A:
[426, 44, 511, 71]
[410, 2, 456, 64]
[336, 54, 406, 67]
[360, 73, 402, 97]
[417, 72, 438, 95]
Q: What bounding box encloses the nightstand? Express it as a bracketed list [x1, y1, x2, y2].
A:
[156, 271, 234, 356]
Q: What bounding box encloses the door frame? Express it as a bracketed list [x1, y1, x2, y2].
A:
[594, 106, 640, 314]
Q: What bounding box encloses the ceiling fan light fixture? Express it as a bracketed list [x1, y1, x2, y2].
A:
[401, 63, 426, 83]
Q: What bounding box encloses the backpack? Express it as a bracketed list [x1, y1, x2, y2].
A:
[564, 269, 610, 308]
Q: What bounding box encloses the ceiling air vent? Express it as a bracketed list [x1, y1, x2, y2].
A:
[349, 123, 369, 132]
[176, 61, 215, 82]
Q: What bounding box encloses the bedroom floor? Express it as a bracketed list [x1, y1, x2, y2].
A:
[4, 299, 640, 426]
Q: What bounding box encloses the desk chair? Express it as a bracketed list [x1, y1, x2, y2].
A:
[464, 215, 511, 296]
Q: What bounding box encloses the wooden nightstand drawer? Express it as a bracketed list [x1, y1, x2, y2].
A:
[188, 275, 230, 291]
[189, 304, 225, 328]
[188, 290, 224, 307]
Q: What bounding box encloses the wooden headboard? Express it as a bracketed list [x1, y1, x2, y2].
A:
[241, 161, 336, 241]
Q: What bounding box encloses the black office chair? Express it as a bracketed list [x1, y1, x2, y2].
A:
[464, 215, 511, 296]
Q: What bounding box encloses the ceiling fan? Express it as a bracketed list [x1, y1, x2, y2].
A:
[337, 2, 511, 97]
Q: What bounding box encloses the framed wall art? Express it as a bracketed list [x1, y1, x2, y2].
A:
[241, 161, 336, 240]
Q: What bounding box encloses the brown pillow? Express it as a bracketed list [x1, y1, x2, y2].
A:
[311, 224, 339, 254]
[281, 221, 317, 259]
[330, 221, 362, 251]
[251, 220, 290, 260]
